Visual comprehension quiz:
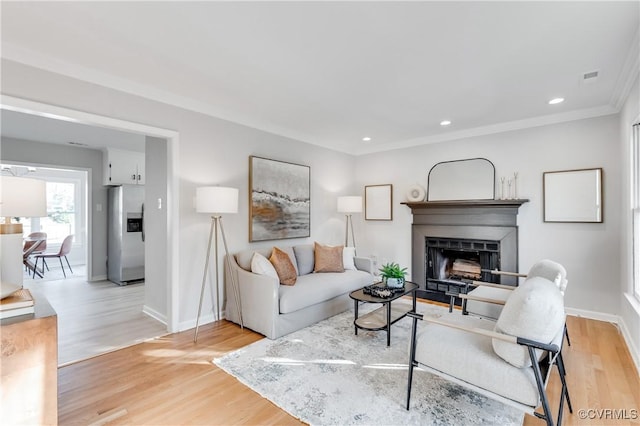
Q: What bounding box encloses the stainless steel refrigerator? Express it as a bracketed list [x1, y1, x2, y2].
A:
[108, 185, 145, 285]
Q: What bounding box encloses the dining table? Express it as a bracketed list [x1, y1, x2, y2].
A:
[23, 237, 46, 278]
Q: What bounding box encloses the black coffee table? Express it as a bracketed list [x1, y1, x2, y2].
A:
[349, 282, 418, 346]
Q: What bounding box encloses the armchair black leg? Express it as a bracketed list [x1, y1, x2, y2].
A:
[528, 347, 554, 426]
[406, 315, 419, 410]
[564, 325, 571, 346]
[556, 352, 573, 413]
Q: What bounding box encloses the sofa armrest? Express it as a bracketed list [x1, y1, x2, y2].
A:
[225, 254, 280, 339]
[354, 256, 374, 274]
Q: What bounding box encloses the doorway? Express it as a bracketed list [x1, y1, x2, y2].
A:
[1, 96, 180, 364]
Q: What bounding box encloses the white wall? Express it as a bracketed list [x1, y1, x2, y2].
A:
[144, 136, 168, 321]
[355, 114, 622, 315]
[0, 60, 356, 329]
[1, 136, 108, 280]
[618, 75, 640, 367]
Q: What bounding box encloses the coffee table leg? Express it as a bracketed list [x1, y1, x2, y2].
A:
[413, 290, 417, 312]
[354, 300, 358, 335]
[386, 302, 391, 346]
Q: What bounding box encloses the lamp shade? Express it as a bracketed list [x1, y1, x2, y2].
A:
[0, 176, 47, 217]
[337, 196, 362, 213]
[196, 186, 239, 214]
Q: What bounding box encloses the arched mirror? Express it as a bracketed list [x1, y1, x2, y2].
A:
[427, 158, 495, 201]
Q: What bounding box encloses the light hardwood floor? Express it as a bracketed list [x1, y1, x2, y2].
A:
[24, 268, 168, 366]
[57, 309, 639, 425]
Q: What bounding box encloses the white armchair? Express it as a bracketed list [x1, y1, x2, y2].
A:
[407, 276, 572, 426]
[457, 259, 571, 345]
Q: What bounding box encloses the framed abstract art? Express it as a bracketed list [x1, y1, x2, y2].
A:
[249, 156, 311, 241]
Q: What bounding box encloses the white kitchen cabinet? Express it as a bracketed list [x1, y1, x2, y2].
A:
[104, 148, 145, 185]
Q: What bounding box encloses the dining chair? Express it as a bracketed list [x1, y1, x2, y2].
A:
[33, 235, 74, 278]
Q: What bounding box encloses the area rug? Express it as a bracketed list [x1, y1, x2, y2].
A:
[214, 300, 523, 425]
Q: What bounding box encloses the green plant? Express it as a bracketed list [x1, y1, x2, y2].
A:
[378, 262, 407, 279]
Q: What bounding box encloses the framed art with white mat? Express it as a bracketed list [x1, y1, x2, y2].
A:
[365, 184, 392, 221]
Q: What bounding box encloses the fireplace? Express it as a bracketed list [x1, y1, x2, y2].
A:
[403, 200, 528, 304]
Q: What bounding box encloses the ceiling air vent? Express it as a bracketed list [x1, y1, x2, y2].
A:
[582, 70, 599, 84]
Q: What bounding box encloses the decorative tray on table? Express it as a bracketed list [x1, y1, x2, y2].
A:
[362, 283, 406, 299]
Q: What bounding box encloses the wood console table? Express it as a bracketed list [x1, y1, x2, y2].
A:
[1, 293, 58, 425]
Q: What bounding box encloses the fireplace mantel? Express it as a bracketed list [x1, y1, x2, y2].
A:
[402, 199, 529, 209]
[403, 199, 529, 227]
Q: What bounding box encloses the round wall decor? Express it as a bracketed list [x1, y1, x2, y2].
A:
[406, 184, 426, 202]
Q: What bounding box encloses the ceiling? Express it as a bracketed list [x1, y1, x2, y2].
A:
[1, 2, 638, 155]
[1, 109, 146, 152]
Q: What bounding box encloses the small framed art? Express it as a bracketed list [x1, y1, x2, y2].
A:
[365, 184, 393, 221]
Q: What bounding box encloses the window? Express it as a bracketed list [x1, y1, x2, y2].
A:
[2, 164, 87, 265]
[633, 124, 640, 300]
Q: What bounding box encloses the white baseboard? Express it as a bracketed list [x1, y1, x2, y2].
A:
[89, 274, 107, 282]
[142, 305, 167, 325]
[565, 307, 620, 324]
[178, 309, 226, 333]
[617, 317, 640, 376]
[566, 307, 640, 376]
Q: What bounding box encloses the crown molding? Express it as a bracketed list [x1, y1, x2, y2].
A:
[1, 42, 324, 150]
[611, 26, 640, 111]
[354, 105, 619, 155]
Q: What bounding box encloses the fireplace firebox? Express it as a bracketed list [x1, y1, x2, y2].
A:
[425, 237, 501, 303]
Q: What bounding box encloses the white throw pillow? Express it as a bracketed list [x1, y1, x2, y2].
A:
[251, 252, 278, 280]
[492, 276, 565, 368]
[343, 247, 356, 270]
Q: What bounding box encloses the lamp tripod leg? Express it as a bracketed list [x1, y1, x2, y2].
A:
[349, 215, 357, 254]
[214, 217, 220, 323]
[344, 214, 349, 247]
[194, 217, 215, 343]
[219, 217, 244, 329]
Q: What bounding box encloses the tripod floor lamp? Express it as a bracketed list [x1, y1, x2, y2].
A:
[337, 196, 362, 251]
[194, 186, 243, 343]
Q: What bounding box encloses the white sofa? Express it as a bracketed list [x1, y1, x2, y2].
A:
[224, 244, 374, 339]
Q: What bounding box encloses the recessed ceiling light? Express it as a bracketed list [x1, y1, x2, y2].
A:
[440, 120, 451, 126]
[548, 98, 564, 105]
[362, 137, 371, 142]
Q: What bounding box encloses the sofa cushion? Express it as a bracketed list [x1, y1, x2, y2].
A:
[492, 276, 565, 368]
[415, 316, 540, 407]
[293, 244, 315, 275]
[343, 247, 356, 270]
[270, 247, 297, 286]
[279, 270, 371, 314]
[275, 246, 299, 276]
[314, 242, 344, 273]
[251, 252, 278, 279]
